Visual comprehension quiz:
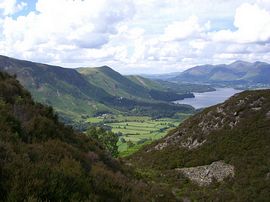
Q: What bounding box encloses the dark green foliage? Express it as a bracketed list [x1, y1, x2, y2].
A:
[149, 89, 194, 101]
[156, 80, 216, 93]
[102, 96, 194, 118]
[0, 71, 176, 201]
[87, 127, 119, 157]
[129, 89, 270, 201]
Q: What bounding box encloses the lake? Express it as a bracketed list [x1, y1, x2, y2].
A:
[174, 88, 242, 109]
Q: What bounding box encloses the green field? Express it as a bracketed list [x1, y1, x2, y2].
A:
[87, 114, 190, 156]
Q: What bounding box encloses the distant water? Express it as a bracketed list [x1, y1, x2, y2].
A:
[174, 88, 242, 109]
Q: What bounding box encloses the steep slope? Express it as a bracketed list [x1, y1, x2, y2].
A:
[171, 60, 270, 86]
[0, 55, 194, 121]
[126, 75, 167, 91]
[77, 66, 151, 100]
[129, 89, 270, 201]
[78, 66, 193, 102]
[0, 55, 114, 119]
[0, 71, 175, 201]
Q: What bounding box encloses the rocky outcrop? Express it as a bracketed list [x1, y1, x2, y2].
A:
[266, 111, 270, 119]
[152, 91, 268, 151]
[175, 161, 235, 186]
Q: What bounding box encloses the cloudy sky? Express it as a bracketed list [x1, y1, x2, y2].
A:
[0, 0, 270, 74]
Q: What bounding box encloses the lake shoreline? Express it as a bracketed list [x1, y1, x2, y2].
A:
[174, 88, 242, 109]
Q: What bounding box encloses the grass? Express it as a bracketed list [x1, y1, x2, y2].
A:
[87, 114, 190, 157]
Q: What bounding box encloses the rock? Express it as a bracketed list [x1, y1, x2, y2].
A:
[250, 97, 265, 107]
[236, 99, 245, 106]
[153, 142, 168, 151]
[266, 172, 270, 180]
[175, 161, 235, 186]
[266, 111, 270, 119]
[251, 107, 261, 111]
[181, 138, 206, 150]
[182, 197, 191, 202]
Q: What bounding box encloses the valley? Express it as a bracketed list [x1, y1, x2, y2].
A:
[87, 114, 190, 156]
[0, 55, 270, 201]
[0, 55, 196, 123]
[1, 1, 270, 201]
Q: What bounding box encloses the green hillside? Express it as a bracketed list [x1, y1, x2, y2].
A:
[126, 75, 167, 91]
[78, 66, 151, 100]
[132, 75, 216, 94]
[1, 69, 270, 201]
[0, 71, 176, 201]
[0, 55, 115, 120]
[0, 55, 194, 123]
[128, 89, 270, 201]
[78, 66, 194, 102]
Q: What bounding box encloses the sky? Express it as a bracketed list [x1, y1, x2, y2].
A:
[0, 0, 270, 74]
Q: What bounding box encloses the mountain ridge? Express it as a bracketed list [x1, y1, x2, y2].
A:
[170, 60, 270, 86]
[0, 55, 194, 122]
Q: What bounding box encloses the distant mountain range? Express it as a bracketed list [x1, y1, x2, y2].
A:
[0, 55, 195, 122]
[170, 61, 270, 86]
[5, 55, 268, 123]
[143, 60, 270, 88]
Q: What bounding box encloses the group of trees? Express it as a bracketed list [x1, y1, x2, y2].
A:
[86, 126, 119, 157]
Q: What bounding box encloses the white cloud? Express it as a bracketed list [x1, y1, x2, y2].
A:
[0, 0, 135, 63]
[0, 0, 26, 16]
[1, 0, 270, 74]
[212, 3, 270, 43]
[162, 16, 202, 41]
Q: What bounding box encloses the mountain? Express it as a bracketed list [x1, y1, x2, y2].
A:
[155, 80, 216, 93]
[129, 89, 270, 201]
[128, 75, 215, 94]
[126, 75, 167, 91]
[0, 55, 194, 121]
[77, 66, 152, 100]
[0, 71, 176, 201]
[170, 60, 270, 87]
[0, 55, 115, 119]
[77, 67, 194, 102]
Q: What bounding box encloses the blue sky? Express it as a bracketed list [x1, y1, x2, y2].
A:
[0, 0, 270, 74]
[12, 0, 37, 18]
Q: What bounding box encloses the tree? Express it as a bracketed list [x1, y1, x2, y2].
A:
[87, 127, 119, 157]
